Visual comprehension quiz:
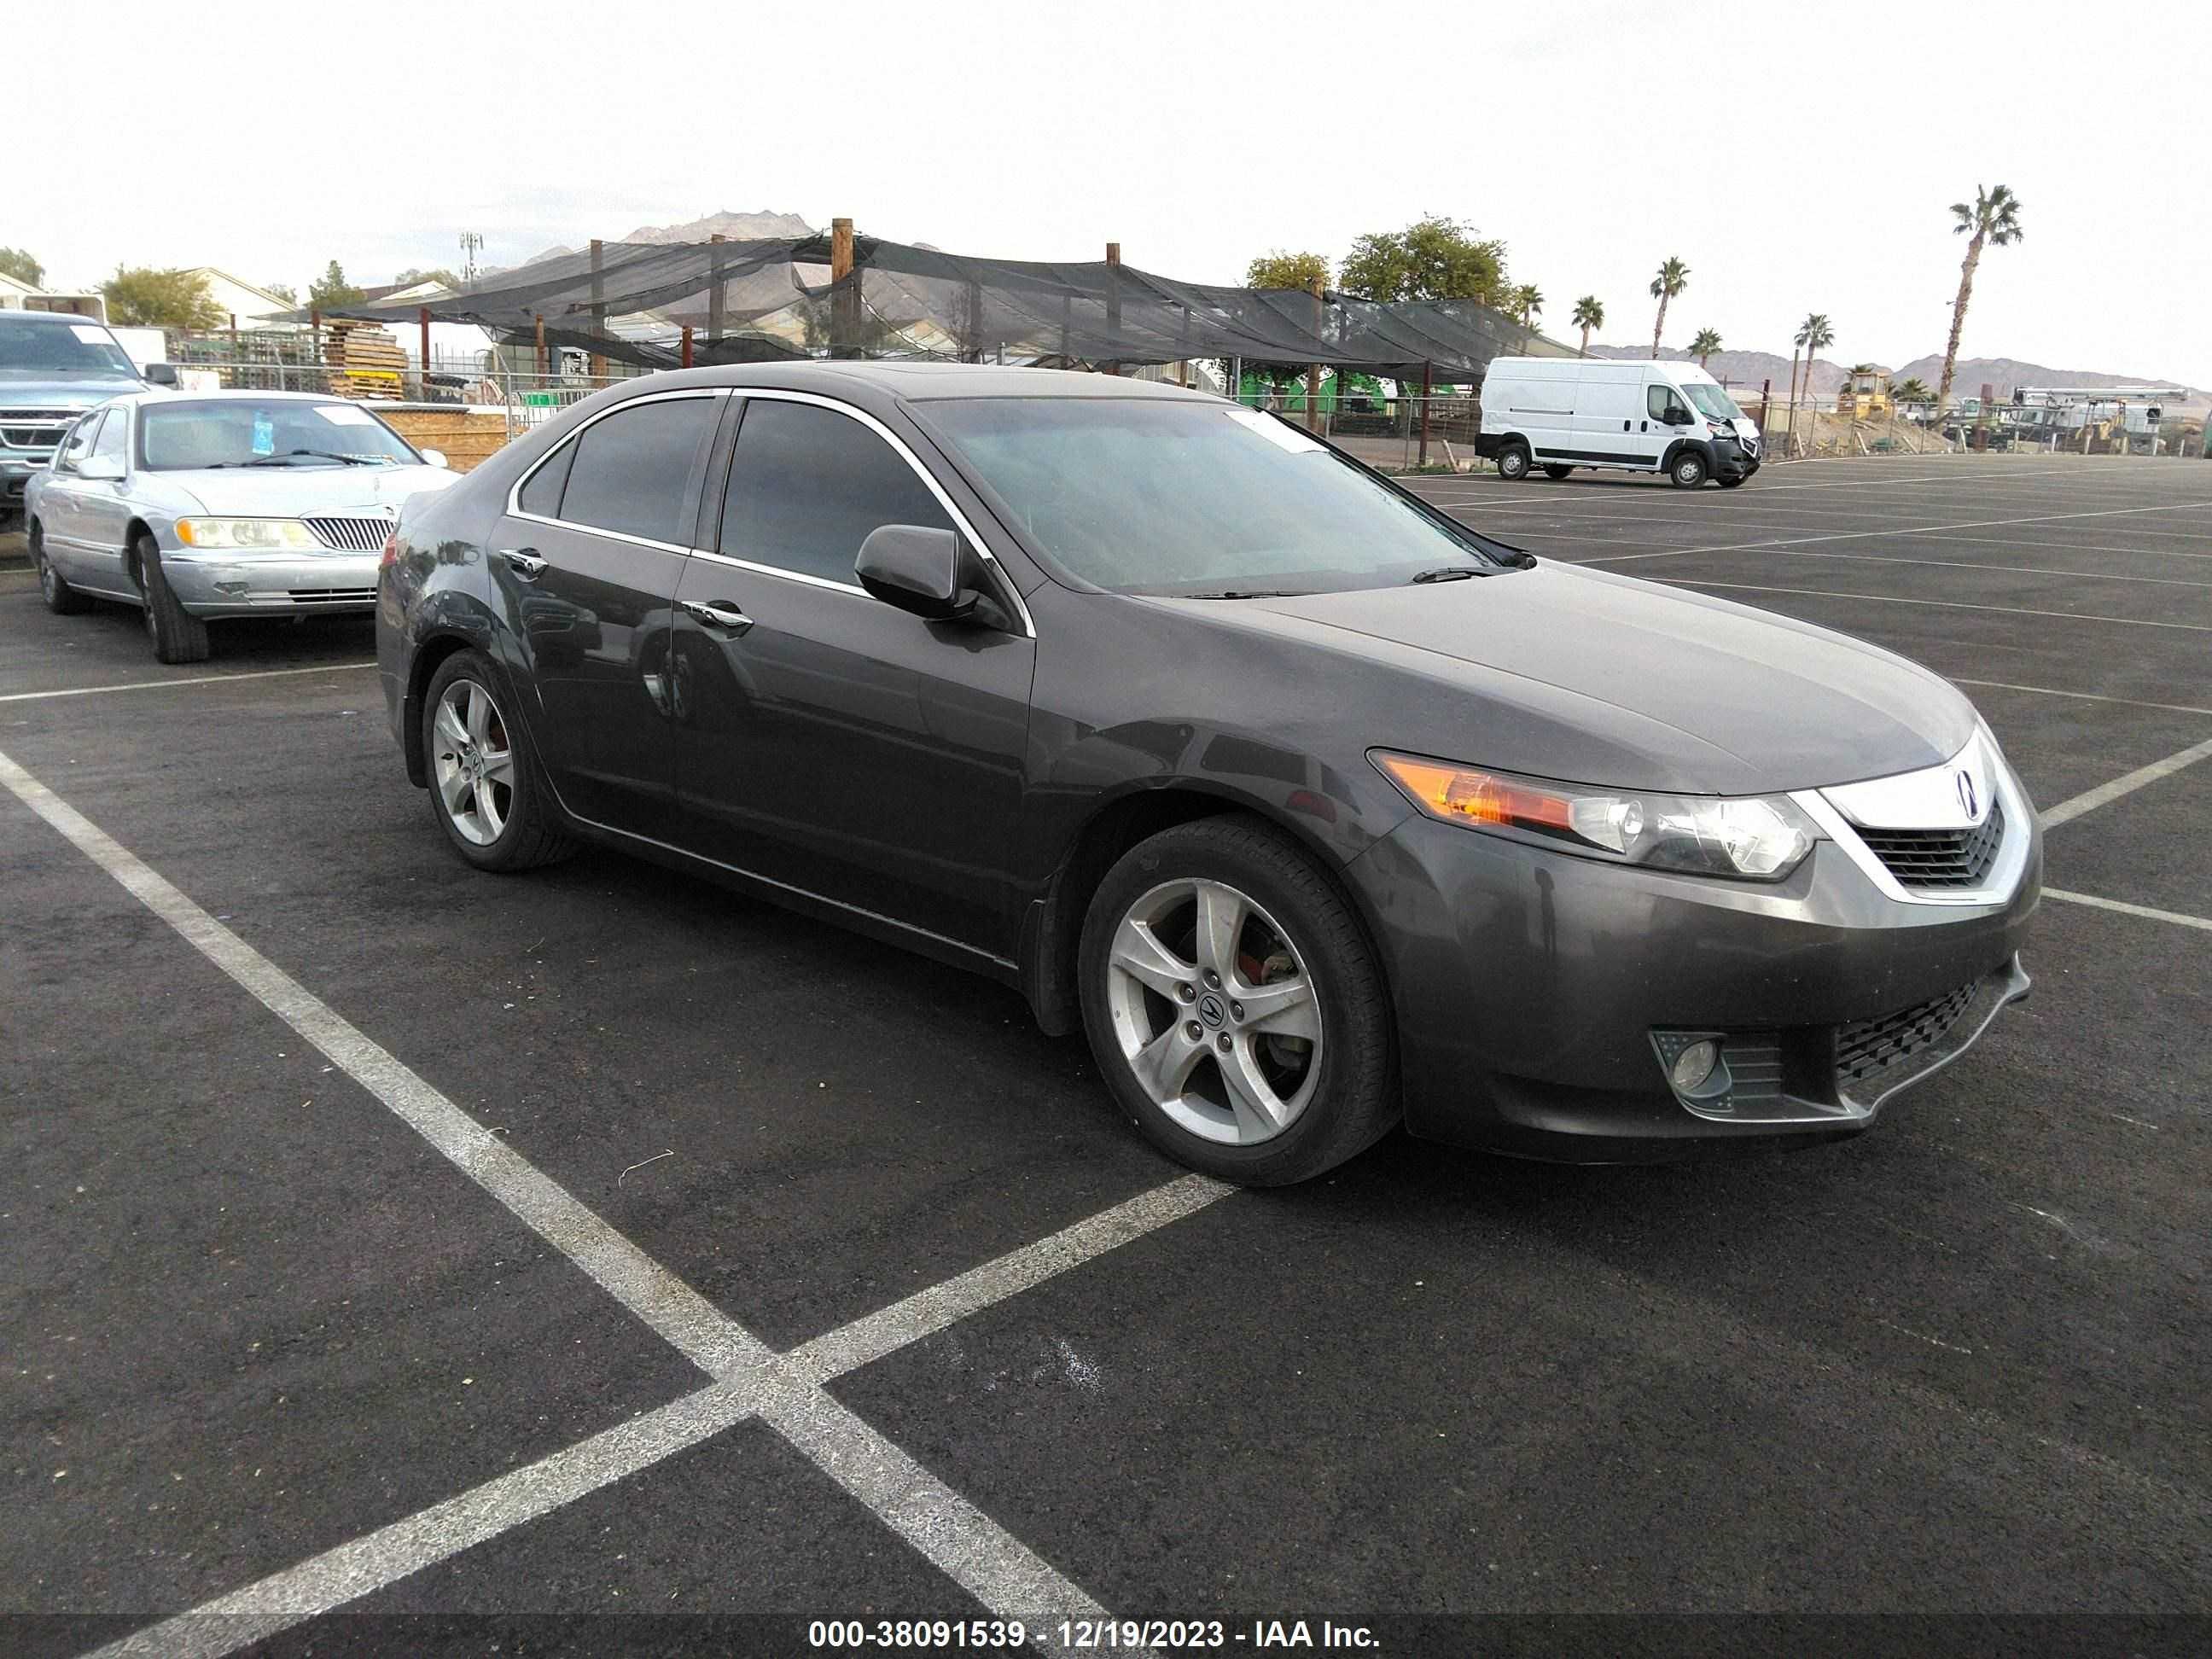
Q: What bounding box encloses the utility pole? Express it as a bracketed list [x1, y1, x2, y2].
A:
[830, 218, 858, 358]
[588, 237, 607, 381]
[1307, 270, 1324, 434]
[458, 231, 483, 285]
[1103, 242, 1121, 377]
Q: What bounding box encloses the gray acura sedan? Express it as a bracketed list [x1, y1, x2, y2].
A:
[28, 390, 458, 662]
[376, 364, 2037, 1185]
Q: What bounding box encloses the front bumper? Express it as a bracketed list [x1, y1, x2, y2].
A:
[1713, 437, 1760, 480]
[1351, 802, 2040, 1161]
[160, 551, 382, 618]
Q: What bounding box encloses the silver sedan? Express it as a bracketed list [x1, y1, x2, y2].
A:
[26, 389, 461, 662]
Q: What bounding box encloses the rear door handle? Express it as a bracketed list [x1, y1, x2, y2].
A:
[681, 598, 754, 635]
[498, 548, 548, 578]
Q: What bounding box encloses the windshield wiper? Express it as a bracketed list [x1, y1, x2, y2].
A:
[241, 449, 375, 467]
[1408, 566, 1481, 585]
[1184, 588, 1311, 600]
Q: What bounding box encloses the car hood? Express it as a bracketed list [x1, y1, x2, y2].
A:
[0, 375, 144, 410]
[1146, 562, 1976, 795]
[159, 464, 461, 516]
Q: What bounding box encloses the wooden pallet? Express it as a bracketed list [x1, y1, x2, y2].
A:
[324, 323, 408, 400]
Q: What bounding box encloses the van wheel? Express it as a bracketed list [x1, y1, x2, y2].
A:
[1542, 464, 1574, 480]
[138, 536, 212, 663]
[1718, 475, 1746, 489]
[1496, 445, 1531, 480]
[1668, 450, 1710, 489]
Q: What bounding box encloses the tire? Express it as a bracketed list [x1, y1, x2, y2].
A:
[1668, 449, 1710, 489]
[1542, 464, 1574, 480]
[32, 521, 92, 615]
[1718, 475, 1746, 489]
[421, 649, 575, 871]
[1496, 444, 1531, 480]
[138, 534, 212, 662]
[1078, 814, 1397, 1185]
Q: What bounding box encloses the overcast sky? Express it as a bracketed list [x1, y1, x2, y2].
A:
[14, 1, 2207, 384]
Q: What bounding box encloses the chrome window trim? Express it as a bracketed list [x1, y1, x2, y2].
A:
[504, 387, 730, 544]
[718, 387, 1037, 639]
[686, 546, 865, 597]
[1790, 729, 2030, 909]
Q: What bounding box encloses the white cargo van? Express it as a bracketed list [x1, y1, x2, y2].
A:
[1476, 358, 1761, 488]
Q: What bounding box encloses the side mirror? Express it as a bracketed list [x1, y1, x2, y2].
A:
[419, 447, 450, 469]
[78, 456, 125, 481]
[143, 363, 179, 387]
[856, 523, 986, 623]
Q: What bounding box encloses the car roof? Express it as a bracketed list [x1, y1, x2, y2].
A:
[106, 387, 374, 410]
[635, 361, 1223, 404]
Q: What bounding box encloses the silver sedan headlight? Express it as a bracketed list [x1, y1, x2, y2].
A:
[175, 517, 318, 551]
[1372, 750, 1819, 881]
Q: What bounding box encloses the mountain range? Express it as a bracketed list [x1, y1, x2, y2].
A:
[1586, 344, 2198, 405]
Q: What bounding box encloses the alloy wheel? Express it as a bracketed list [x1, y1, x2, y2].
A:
[433, 678, 516, 846]
[1103, 876, 1323, 1145]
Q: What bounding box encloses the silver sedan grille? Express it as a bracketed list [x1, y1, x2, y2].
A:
[301, 515, 392, 553]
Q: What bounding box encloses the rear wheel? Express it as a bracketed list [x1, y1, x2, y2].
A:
[1495, 443, 1531, 480]
[33, 522, 91, 615]
[1079, 815, 1397, 1185]
[138, 534, 211, 662]
[422, 649, 575, 871]
[1541, 464, 1574, 480]
[1668, 449, 1710, 489]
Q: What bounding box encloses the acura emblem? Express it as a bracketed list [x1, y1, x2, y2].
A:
[1955, 770, 1978, 819]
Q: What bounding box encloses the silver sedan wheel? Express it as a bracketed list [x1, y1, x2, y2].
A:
[432, 678, 515, 847]
[1103, 876, 1323, 1145]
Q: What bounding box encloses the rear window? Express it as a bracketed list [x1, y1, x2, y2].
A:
[555, 397, 717, 544]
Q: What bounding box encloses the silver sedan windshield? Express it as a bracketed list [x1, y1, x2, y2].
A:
[139, 400, 420, 471]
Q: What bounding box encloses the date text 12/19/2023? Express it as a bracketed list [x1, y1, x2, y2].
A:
[806, 1619, 1381, 1649]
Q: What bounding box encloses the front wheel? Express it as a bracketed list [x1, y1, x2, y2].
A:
[138, 535, 211, 662]
[1718, 474, 1747, 489]
[1495, 444, 1531, 480]
[1668, 449, 1710, 489]
[1542, 464, 1574, 480]
[1079, 816, 1398, 1185]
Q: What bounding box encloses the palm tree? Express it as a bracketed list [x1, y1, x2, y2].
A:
[1648, 256, 1688, 356]
[1892, 375, 1934, 406]
[1792, 312, 1835, 451]
[1513, 284, 1544, 329]
[1689, 328, 1722, 370]
[1571, 294, 1604, 357]
[1937, 183, 2024, 414]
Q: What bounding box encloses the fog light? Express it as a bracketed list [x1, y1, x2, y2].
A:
[1670, 1039, 1720, 1092]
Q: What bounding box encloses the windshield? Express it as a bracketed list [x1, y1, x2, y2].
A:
[1683, 383, 1743, 422]
[0, 317, 137, 380]
[921, 399, 1505, 595]
[139, 400, 420, 471]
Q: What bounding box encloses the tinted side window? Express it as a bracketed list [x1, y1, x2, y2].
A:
[556, 397, 717, 544]
[518, 436, 576, 519]
[719, 399, 953, 584]
[55, 410, 103, 473]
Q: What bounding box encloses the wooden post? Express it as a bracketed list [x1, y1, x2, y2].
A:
[707, 232, 727, 343]
[1059, 289, 1073, 367]
[1103, 242, 1121, 376]
[830, 217, 857, 358]
[681, 325, 695, 370]
[1760, 377, 1772, 444]
[1307, 271, 1324, 434]
[1418, 362, 1433, 468]
[588, 238, 608, 381]
[419, 306, 431, 397]
[963, 277, 984, 363]
[533, 314, 548, 379]
[1178, 303, 1192, 387]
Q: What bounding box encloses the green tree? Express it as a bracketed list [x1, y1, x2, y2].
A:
[1338, 214, 1506, 305]
[393, 266, 462, 290]
[1511, 284, 1544, 326]
[1937, 183, 2023, 413]
[1790, 313, 1836, 447]
[1689, 327, 1723, 369]
[1570, 294, 1604, 357]
[99, 265, 223, 329]
[1243, 250, 1330, 291]
[266, 282, 299, 307]
[1648, 256, 1689, 356]
[0, 245, 44, 288]
[307, 259, 364, 311]
[1892, 375, 1934, 405]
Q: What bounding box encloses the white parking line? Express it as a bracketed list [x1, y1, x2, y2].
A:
[1952, 678, 2212, 719]
[1660, 579, 2212, 634]
[1749, 550, 2212, 589]
[2040, 736, 2212, 829]
[0, 745, 1168, 1656]
[1569, 500, 2212, 565]
[2044, 889, 2212, 933]
[0, 661, 377, 704]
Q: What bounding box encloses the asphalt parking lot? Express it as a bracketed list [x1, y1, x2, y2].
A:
[4, 452, 2209, 1656]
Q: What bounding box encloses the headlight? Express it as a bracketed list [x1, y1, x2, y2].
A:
[1371, 751, 1819, 881]
[174, 517, 318, 550]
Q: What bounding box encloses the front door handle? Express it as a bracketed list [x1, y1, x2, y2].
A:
[498, 548, 548, 578]
[1621, 420, 1630, 431]
[681, 598, 754, 635]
